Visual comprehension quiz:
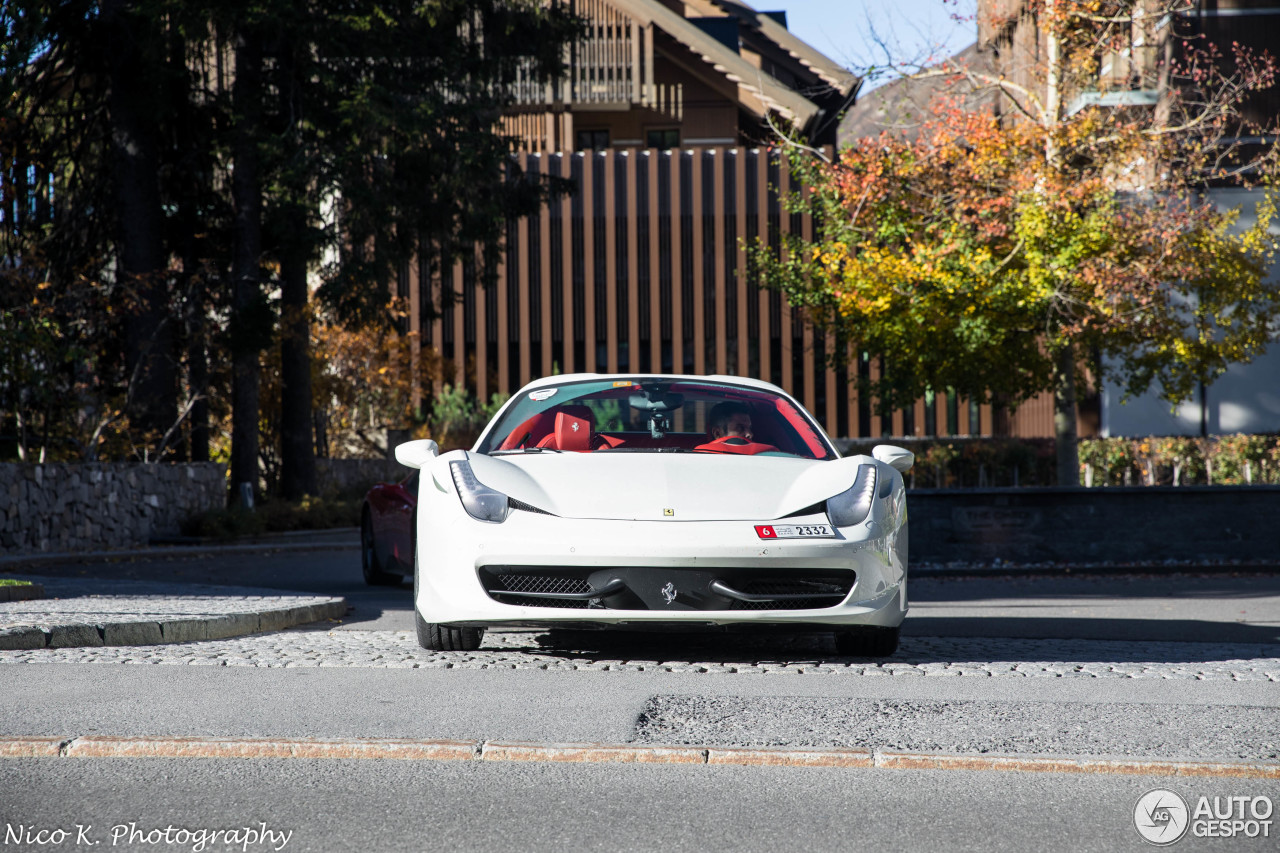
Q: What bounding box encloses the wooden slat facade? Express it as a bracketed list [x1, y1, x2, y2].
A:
[418, 146, 1060, 440]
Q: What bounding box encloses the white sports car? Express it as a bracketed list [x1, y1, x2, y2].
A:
[394, 374, 913, 656]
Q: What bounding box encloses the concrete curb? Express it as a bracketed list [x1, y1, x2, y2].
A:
[0, 583, 44, 602]
[63, 736, 476, 761]
[2, 736, 1277, 778]
[0, 599, 347, 651]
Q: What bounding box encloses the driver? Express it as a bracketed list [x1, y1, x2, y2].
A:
[707, 401, 754, 441]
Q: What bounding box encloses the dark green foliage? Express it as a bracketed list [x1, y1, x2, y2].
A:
[307, 0, 581, 327]
[181, 495, 361, 538]
[0, 0, 581, 481]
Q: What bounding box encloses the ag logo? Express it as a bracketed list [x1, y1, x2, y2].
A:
[1134, 789, 1189, 845]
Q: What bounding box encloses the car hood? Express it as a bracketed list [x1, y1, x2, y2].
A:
[449, 451, 871, 521]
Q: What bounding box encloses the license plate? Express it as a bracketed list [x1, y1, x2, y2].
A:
[755, 524, 834, 539]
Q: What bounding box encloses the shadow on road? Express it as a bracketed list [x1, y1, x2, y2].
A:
[505, 625, 1280, 666]
[903, 615, 1280, 645]
[912, 572, 1280, 602]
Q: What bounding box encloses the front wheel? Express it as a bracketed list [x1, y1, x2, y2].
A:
[414, 610, 484, 651]
[834, 626, 900, 658]
[412, 552, 484, 651]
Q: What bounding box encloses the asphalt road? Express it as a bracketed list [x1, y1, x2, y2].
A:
[4, 545, 1279, 852]
[6, 759, 1279, 852]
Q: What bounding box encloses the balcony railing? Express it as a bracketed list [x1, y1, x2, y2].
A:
[510, 0, 681, 119]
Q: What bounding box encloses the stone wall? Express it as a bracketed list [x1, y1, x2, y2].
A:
[0, 463, 226, 554]
[314, 458, 408, 498]
[908, 485, 1280, 564]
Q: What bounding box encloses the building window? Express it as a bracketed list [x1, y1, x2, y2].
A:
[576, 129, 610, 150]
[646, 128, 680, 150]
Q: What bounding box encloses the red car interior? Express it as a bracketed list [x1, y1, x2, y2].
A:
[692, 436, 780, 455]
[491, 389, 822, 457]
[497, 410, 557, 450]
[536, 407, 596, 451]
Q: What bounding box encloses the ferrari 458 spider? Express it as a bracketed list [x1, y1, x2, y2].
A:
[380, 374, 913, 655]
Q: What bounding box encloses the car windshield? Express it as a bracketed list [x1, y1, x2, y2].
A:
[476, 378, 835, 460]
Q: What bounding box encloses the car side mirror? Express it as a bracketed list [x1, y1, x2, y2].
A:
[394, 439, 440, 469]
[872, 444, 914, 474]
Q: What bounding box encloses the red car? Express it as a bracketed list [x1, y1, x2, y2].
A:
[360, 471, 418, 585]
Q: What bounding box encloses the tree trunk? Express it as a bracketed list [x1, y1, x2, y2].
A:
[170, 26, 209, 463]
[1053, 344, 1080, 486]
[276, 33, 318, 502]
[186, 275, 211, 463]
[103, 0, 175, 451]
[279, 228, 317, 500]
[229, 27, 265, 506]
[1043, 0, 1063, 169]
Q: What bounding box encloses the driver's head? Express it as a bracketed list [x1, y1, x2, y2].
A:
[708, 401, 753, 440]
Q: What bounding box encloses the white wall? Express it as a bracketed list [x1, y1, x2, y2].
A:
[1102, 188, 1280, 437]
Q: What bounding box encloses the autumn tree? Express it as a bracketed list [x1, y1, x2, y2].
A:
[759, 0, 1280, 485]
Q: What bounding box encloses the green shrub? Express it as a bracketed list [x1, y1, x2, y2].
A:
[1079, 434, 1279, 486]
[843, 437, 1055, 487]
[847, 434, 1280, 487]
[182, 495, 361, 539]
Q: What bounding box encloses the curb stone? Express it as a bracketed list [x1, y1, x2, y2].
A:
[0, 583, 44, 602]
[0, 599, 346, 651]
[0, 627, 45, 650]
[2, 735, 1277, 779]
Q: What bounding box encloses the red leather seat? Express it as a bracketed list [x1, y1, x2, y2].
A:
[536, 405, 596, 452]
[498, 411, 557, 450]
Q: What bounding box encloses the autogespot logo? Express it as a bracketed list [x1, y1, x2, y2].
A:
[1135, 789, 1190, 846]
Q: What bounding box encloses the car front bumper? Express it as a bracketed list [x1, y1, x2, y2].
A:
[416, 508, 908, 630]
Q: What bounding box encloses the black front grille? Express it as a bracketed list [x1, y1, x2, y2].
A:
[479, 569, 598, 609]
[478, 566, 855, 611]
[493, 574, 591, 595]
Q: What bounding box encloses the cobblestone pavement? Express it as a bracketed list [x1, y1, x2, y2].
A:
[0, 576, 344, 632]
[0, 577, 345, 650]
[1, 628, 1277, 679]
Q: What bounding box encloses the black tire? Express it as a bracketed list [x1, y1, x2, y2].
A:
[361, 510, 400, 586]
[834, 626, 900, 658]
[412, 552, 484, 651]
[414, 612, 484, 651]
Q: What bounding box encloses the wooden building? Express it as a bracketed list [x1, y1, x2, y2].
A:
[413, 0, 1050, 441]
[500, 0, 858, 153]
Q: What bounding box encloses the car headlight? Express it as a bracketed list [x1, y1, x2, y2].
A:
[450, 461, 511, 523]
[826, 465, 877, 527]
